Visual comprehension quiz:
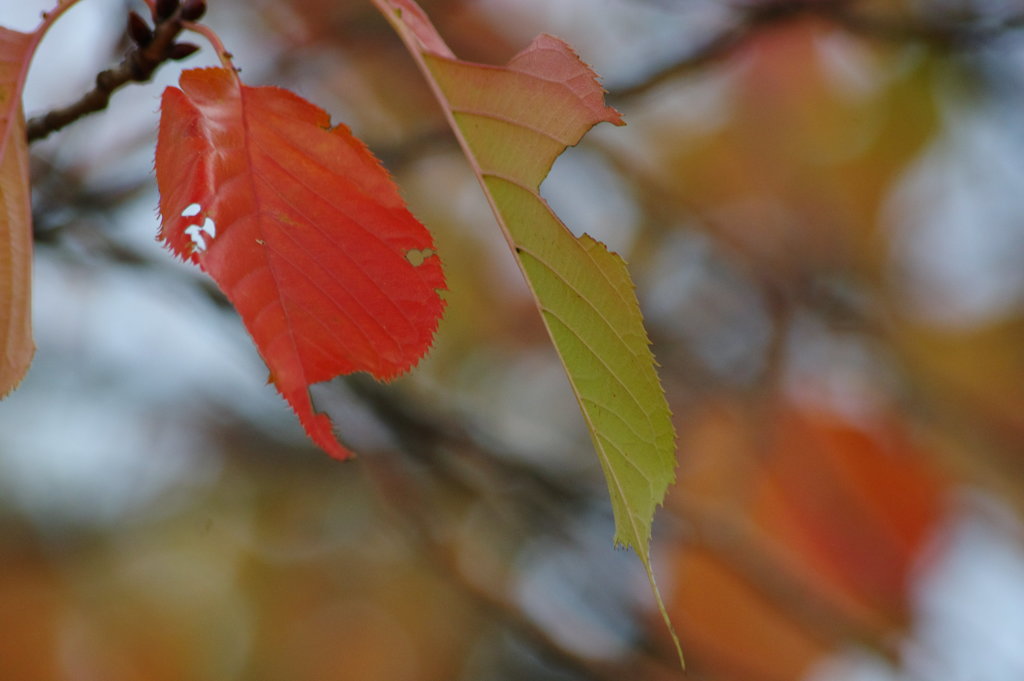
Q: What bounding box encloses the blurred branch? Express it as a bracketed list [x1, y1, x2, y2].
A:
[343, 374, 617, 563]
[343, 379, 684, 677]
[26, 6, 199, 143]
[364, 450, 682, 681]
[347, 374, 587, 516]
[670, 495, 904, 660]
[821, 2, 1024, 47]
[610, 19, 753, 101]
[612, 0, 1024, 100]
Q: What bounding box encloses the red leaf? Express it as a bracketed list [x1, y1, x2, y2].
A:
[156, 67, 445, 458]
[0, 27, 36, 397]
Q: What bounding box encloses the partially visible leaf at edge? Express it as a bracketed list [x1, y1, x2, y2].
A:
[156, 67, 445, 459]
[374, 0, 681, 663]
[0, 26, 37, 397]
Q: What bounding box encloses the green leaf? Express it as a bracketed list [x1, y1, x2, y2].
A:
[375, 0, 681, 665]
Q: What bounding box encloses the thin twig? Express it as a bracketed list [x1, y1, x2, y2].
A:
[610, 0, 1024, 101]
[26, 11, 191, 142]
[610, 19, 754, 101]
[363, 452, 683, 681]
[670, 495, 905, 659]
[344, 373, 608, 556]
[821, 2, 1024, 48]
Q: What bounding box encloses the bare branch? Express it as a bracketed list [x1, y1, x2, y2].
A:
[363, 451, 682, 681]
[610, 0, 1024, 101]
[26, 10, 196, 143]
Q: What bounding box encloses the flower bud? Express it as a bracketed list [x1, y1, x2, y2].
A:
[154, 0, 179, 21]
[181, 0, 207, 21]
[127, 11, 153, 46]
[168, 42, 201, 60]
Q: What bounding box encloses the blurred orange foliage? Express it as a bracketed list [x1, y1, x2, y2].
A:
[3, 0, 1023, 679]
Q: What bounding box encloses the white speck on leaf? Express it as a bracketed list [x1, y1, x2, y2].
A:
[185, 217, 217, 252]
[200, 217, 216, 239]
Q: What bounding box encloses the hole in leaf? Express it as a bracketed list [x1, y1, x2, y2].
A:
[184, 217, 217, 251]
[405, 248, 435, 267]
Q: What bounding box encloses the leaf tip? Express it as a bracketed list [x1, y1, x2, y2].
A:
[285, 385, 357, 460]
[1, 345, 35, 399]
[638, 549, 685, 672]
[513, 33, 624, 129]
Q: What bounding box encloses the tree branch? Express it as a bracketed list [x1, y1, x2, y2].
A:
[610, 0, 1024, 101]
[363, 451, 682, 681]
[26, 10, 196, 143]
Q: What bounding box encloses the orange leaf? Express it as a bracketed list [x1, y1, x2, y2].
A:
[0, 26, 36, 397]
[755, 409, 946, 622]
[156, 68, 445, 458]
[670, 550, 828, 681]
[666, 402, 949, 675]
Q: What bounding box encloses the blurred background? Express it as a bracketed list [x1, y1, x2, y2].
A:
[4, 0, 1024, 679]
